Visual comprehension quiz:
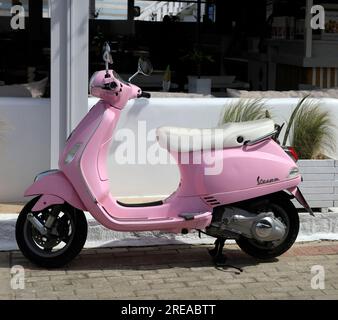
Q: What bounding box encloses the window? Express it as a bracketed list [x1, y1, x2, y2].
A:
[0, 0, 51, 96]
[42, 0, 51, 18]
[91, 1, 213, 22]
[0, 0, 49, 17]
[0, 0, 28, 17]
[135, 1, 211, 23]
[95, 0, 128, 20]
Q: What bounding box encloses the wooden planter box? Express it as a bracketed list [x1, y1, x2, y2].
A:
[296, 160, 338, 209]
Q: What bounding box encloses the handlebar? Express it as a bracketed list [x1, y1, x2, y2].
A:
[138, 91, 151, 99]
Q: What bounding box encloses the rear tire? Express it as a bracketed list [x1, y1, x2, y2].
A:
[236, 194, 299, 260]
[16, 197, 87, 268]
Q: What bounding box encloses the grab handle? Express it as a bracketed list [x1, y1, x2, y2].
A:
[244, 130, 278, 146]
[138, 91, 151, 99]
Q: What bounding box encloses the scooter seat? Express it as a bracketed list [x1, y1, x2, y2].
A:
[156, 119, 275, 152]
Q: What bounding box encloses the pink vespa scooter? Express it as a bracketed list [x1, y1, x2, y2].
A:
[16, 45, 313, 268]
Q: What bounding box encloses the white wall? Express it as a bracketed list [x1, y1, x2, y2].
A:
[0, 98, 50, 202]
[1, 97, 338, 202]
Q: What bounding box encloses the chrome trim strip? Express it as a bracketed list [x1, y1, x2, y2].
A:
[34, 169, 60, 182]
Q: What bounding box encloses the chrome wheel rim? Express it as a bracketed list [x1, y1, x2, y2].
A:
[23, 207, 76, 258]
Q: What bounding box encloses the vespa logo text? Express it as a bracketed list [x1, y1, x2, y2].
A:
[257, 176, 279, 185]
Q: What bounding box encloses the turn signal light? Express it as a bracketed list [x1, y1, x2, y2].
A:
[284, 146, 299, 162]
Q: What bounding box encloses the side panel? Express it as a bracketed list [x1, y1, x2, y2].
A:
[172, 140, 301, 203]
[25, 171, 86, 211]
[59, 101, 115, 204]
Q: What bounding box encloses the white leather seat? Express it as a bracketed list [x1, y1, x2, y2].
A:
[156, 119, 275, 152]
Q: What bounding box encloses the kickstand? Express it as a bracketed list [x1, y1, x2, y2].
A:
[208, 238, 243, 274]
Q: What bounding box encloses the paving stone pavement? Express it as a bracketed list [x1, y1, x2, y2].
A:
[0, 241, 337, 300]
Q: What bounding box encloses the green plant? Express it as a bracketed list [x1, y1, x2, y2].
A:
[288, 99, 336, 159]
[282, 95, 310, 146]
[181, 48, 214, 78]
[220, 99, 271, 124]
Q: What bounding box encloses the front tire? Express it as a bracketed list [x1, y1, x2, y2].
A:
[16, 197, 88, 268]
[236, 194, 299, 260]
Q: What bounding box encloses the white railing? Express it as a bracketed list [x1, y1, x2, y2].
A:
[136, 1, 198, 22]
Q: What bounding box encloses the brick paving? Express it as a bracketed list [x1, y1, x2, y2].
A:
[0, 241, 337, 300]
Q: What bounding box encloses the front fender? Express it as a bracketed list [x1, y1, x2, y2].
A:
[25, 170, 86, 212]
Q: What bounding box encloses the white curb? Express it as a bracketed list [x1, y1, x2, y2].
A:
[1, 212, 338, 251]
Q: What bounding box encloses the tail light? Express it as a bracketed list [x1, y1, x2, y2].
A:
[284, 146, 299, 162]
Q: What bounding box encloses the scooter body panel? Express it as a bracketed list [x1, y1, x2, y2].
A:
[170, 139, 301, 206]
[25, 170, 86, 211]
[57, 100, 212, 231]
[24, 70, 306, 234]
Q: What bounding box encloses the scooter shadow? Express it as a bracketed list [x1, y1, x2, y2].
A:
[75, 246, 278, 273]
[13, 244, 279, 273]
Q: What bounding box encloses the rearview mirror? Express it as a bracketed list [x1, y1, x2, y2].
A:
[138, 57, 153, 76]
[133, 6, 141, 18]
[129, 57, 153, 82]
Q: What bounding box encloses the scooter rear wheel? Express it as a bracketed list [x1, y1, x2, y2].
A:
[235, 195, 299, 260]
[16, 197, 87, 268]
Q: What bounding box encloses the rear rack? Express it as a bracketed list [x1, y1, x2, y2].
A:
[244, 123, 284, 146]
[244, 129, 278, 146]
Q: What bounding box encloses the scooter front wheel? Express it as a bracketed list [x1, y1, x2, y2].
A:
[15, 197, 88, 268]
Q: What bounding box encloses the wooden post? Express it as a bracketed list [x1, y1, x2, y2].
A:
[28, 0, 43, 81]
[196, 0, 202, 52]
[128, 0, 135, 20]
[305, 0, 313, 58]
[89, 0, 96, 18]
